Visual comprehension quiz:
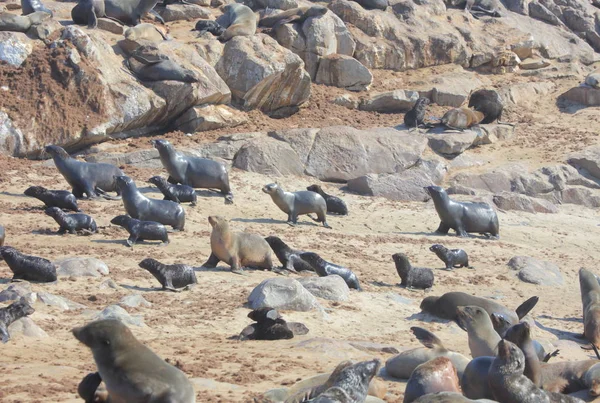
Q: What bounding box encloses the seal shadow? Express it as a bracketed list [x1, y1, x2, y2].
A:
[1, 191, 29, 198]
[534, 319, 584, 341]
[537, 315, 583, 324]
[396, 231, 496, 240]
[193, 265, 233, 273]
[370, 280, 397, 288]
[91, 239, 166, 247]
[406, 312, 454, 325]
[231, 217, 322, 227]
[120, 284, 163, 292]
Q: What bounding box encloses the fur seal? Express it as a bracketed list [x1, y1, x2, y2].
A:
[152, 139, 233, 204]
[429, 244, 470, 270]
[468, 89, 505, 124]
[138, 258, 197, 291]
[127, 45, 198, 83]
[306, 184, 348, 216]
[262, 183, 330, 228]
[586, 71, 600, 89]
[420, 292, 539, 331]
[404, 97, 430, 130]
[71, 0, 105, 28]
[349, 0, 388, 10]
[73, 0, 160, 27]
[21, 0, 52, 16]
[110, 215, 169, 246]
[541, 359, 600, 396]
[72, 319, 195, 402]
[441, 107, 484, 130]
[216, 3, 256, 42]
[425, 186, 499, 238]
[461, 356, 495, 400]
[412, 393, 496, 402]
[0, 298, 35, 343]
[77, 371, 106, 403]
[0, 246, 57, 282]
[579, 268, 600, 350]
[0, 226, 4, 247]
[238, 307, 305, 341]
[385, 327, 471, 379]
[124, 22, 168, 41]
[504, 321, 542, 386]
[490, 313, 555, 363]
[456, 305, 500, 357]
[148, 176, 197, 206]
[24, 186, 80, 212]
[192, 19, 225, 36]
[45, 145, 123, 199]
[307, 359, 380, 402]
[259, 6, 328, 28]
[45, 207, 97, 235]
[298, 252, 362, 291]
[202, 216, 274, 274]
[264, 236, 314, 273]
[403, 357, 461, 403]
[392, 253, 434, 289]
[115, 175, 185, 231]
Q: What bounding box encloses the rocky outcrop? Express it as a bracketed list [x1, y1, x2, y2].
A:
[0, 32, 33, 67]
[493, 192, 558, 213]
[298, 275, 350, 301]
[560, 85, 600, 107]
[427, 128, 481, 157]
[508, 256, 564, 286]
[358, 90, 419, 113]
[315, 54, 372, 91]
[568, 145, 600, 181]
[233, 136, 305, 176]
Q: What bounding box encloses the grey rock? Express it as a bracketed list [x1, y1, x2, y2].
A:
[85, 149, 160, 168]
[8, 317, 48, 339]
[94, 304, 145, 326]
[96, 18, 124, 35]
[268, 128, 319, 166]
[347, 166, 439, 202]
[248, 278, 321, 312]
[233, 136, 304, 176]
[157, 4, 212, 22]
[508, 256, 564, 286]
[332, 94, 359, 109]
[568, 145, 600, 180]
[38, 292, 86, 311]
[0, 283, 32, 303]
[559, 85, 600, 106]
[358, 90, 419, 113]
[315, 54, 372, 91]
[298, 275, 350, 301]
[174, 104, 248, 133]
[493, 192, 558, 213]
[427, 128, 480, 156]
[119, 294, 152, 308]
[99, 279, 120, 290]
[54, 257, 109, 277]
[0, 32, 33, 67]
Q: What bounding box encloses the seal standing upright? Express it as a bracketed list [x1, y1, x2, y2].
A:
[456, 305, 500, 357]
[72, 319, 196, 402]
[152, 139, 233, 204]
[138, 258, 197, 291]
[0, 298, 35, 343]
[24, 186, 80, 212]
[264, 236, 314, 273]
[0, 246, 57, 283]
[392, 253, 434, 290]
[403, 357, 462, 403]
[425, 186, 499, 238]
[110, 215, 169, 246]
[580, 268, 600, 351]
[404, 97, 430, 130]
[468, 89, 505, 124]
[298, 252, 362, 291]
[306, 184, 348, 215]
[263, 183, 330, 228]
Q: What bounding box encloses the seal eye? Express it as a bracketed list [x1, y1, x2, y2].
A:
[103, 339, 110, 346]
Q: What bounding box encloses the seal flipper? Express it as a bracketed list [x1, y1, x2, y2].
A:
[515, 296, 539, 319]
[77, 372, 102, 403]
[410, 326, 445, 349]
[87, 5, 98, 29]
[543, 349, 560, 362]
[0, 324, 10, 343]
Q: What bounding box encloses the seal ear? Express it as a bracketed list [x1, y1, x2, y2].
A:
[266, 309, 279, 321]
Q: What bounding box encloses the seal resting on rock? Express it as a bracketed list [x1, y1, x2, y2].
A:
[308, 359, 381, 402]
[425, 186, 499, 238]
[192, 19, 225, 36]
[264, 236, 314, 273]
[127, 45, 198, 83]
[72, 0, 161, 28]
[403, 357, 462, 403]
[21, 0, 53, 16]
[45, 207, 97, 235]
[404, 97, 430, 130]
[429, 244, 470, 270]
[263, 183, 330, 228]
[216, 3, 256, 42]
[202, 216, 274, 274]
[45, 145, 123, 199]
[124, 22, 168, 41]
[239, 307, 305, 341]
[349, 0, 388, 10]
[298, 252, 362, 291]
[72, 319, 195, 403]
[110, 215, 169, 246]
[152, 139, 233, 204]
[392, 253, 434, 290]
[0, 298, 35, 343]
[306, 184, 348, 216]
[259, 6, 328, 28]
[115, 175, 185, 231]
[138, 258, 197, 291]
[456, 305, 500, 358]
[441, 107, 484, 130]
[468, 89, 507, 124]
[24, 186, 80, 212]
[579, 268, 600, 351]
[148, 176, 197, 206]
[0, 246, 57, 283]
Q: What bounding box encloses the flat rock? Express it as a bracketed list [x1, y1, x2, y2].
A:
[315, 54, 372, 91]
[519, 58, 550, 70]
[358, 90, 419, 113]
[560, 85, 600, 106]
[347, 166, 438, 202]
[96, 18, 124, 35]
[38, 292, 86, 311]
[174, 104, 247, 133]
[427, 127, 480, 156]
[157, 4, 211, 22]
[508, 256, 564, 286]
[568, 145, 600, 180]
[119, 294, 152, 308]
[429, 72, 485, 107]
[268, 128, 318, 166]
[99, 279, 120, 290]
[93, 304, 145, 326]
[0, 283, 32, 303]
[54, 257, 109, 277]
[493, 192, 558, 214]
[8, 317, 48, 339]
[248, 278, 321, 312]
[297, 275, 349, 301]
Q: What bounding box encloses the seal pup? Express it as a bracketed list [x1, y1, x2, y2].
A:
[264, 236, 314, 273]
[579, 268, 600, 351]
[429, 244, 470, 270]
[392, 253, 434, 290]
[0, 298, 35, 343]
[441, 107, 484, 130]
[138, 258, 197, 291]
[45, 207, 97, 235]
[259, 5, 328, 28]
[202, 216, 274, 275]
[24, 186, 80, 212]
[586, 71, 600, 89]
[262, 183, 330, 228]
[127, 45, 198, 83]
[21, 0, 53, 16]
[0, 246, 57, 282]
[192, 19, 225, 36]
[306, 184, 348, 216]
[216, 3, 256, 42]
[72, 319, 196, 402]
[110, 215, 169, 246]
[541, 359, 600, 396]
[239, 307, 299, 341]
[425, 186, 499, 238]
[115, 175, 185, 231]
[403, 357, 462, 403]
[468, 89, 509, 124]
[124, 22, 169, 41]
[298, 252, 362, 291]
[504, 321, 542, 386]
[404, 97, 430, 130]
[456, 305, 500, 357]
[308, 359, 380, 402]
[45, 145, 123, 199]
[148, 176, 197, 206]
[152, 139, 233, 204]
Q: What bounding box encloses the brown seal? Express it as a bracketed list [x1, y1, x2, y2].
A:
[202, 215, 274, 274]
[259, 5, 328, 28]
[72, 319, 195, 402]
[403, 357, 461, 403]
[217, 3, 256, 42]
[579, 268, 600, 350]
[441, 107, 484, 130]
[456, 305, 500, 358]
[504, 322, 543, 386]
[541, 359, 600, 397]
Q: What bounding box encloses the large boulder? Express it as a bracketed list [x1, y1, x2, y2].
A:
[248, 278, 321, 311]
[492, 192, 558, 213]
[94, 304, 146, 326]
[298, 275, 350, 301]
[0, 283, 33, 303]
[174, 105, 248, 133]
[233, 136, 304, 176]
[427, 128, 481, 156]
[560, 85, 600, 107]
[0, 32, 33, 67]
[358, 90, 419, 113]
[38, 292, 86, 311]
[508, 256, 564, 286]
[8, 317, 48, 340]
[156, 4, 212, 22]
[568, 145, 600, 180]
[54, 257, 109, 277]
[315, 54, 372, 91]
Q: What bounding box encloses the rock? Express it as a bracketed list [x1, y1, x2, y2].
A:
[429, 72, 485, 107]
[508, 256, 564, 286]
[119, 294, 152, 308]
[267, 128, 318, 166]
[568, 145, 600, 180]
[511, 38, 536, 59]
[332, 94, 359, 109]
[315, 54, 372, 91]
[233, 136, 304, 176]
[348, 168, 437, 202]
[38, 292, 86, 311]
[174, 104, 248, 133]
[560, 187, 600, 208]
[248, 278, 321, 312]
[529, 2, 564, 26]
[94, 304, 145, 326]
[499, 81, 556, 106]
[473, 124, 516, 146]
[99, 279, 120, 290]
[8, 317, 48, 339]
[427, 128, 480, 156]
[493, 192, 558, 213]
[0, 32, 33, 67]
[193, 132, 265, 161]
[519, 58, 550, 69]
[54, 257, 109, 277]
[157, 4, 212, 22]
[96, 18, 124, 35]
[297, 275, 350, 301]
[86, 149, 160, 167]
[560, 85, 600, 106]
[0, 283, 33, 303]
[28, 18, 63, 40]
[358, 90, 419, 113]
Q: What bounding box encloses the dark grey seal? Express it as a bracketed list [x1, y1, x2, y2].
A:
[110, 215, 169, 246]
[259, 6, 328, 28]
[306, 184, 348, 216]
[152, 139, 233, 204]
[0, 298, 35, 343]
[72, 0, 161, 27]
[392, 253, 434, 289]
[468, 89, 505, 124]
[239, 307, 297, 341]
[264, 236, 314, 273]
[138, 258, 197, 291]
[24, 186, 80, 212]
[0, 246, 57, 283]
[461, 356, 495, 400]
[263, 183, 330, 228]
[45, 207, 97, 235]
[77, 372, 105, 403]
[425, 186, 499, 239]
[429, 244, 470, 270]
[490, 313, 555, 363]
[127, 46, 198, 83]
[45, 145, 123, 199]
[309, 359, 381, 402]
[71, 0, 106, 29]
[192, 19, 225, 36]
[298, 252, 362, 291]
[404, 97, 430, 130]
[115, 175, 185, 231]
[21, 0, 52, 16]
[148, 176, 197, 206]
[349, 0, 388, 10]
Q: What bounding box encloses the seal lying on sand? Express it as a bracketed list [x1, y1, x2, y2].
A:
[541, 359, 600, 396]
[73, 319, 195, 402]
[456, 305, 500, 357]
[392, 253, 434, 290]
[429, 244, 470, 270]
[308, 359, 381, 402]
[0, 246, 57, 283]
[306, 184, 348, 216]
[239, 307, 309, 340]
[259, 5, 328, 28]
[579, 268, 600, 351]
[299, 252, 362, 291]
[0, 298, 35, 343]
[264, 236, 314, 273]
[263, 183, 330, 228]
[148, 176, 197, 206]
[138, 258, 197, 291]
[404, 97, 430, 130]
[216, 3, 256, 42]
[425, 186, 499, 238]
[45, 207, 97, 235]
[403, 357, 462, 403]
[111, 215, 169, 246]
[24, 186, 80, 212]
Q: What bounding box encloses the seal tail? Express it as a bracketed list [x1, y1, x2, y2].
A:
[515, 296, 539, 319]
[410, 326, 444, 349]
